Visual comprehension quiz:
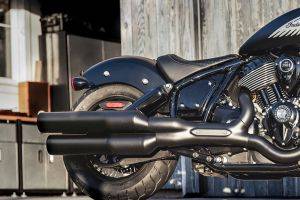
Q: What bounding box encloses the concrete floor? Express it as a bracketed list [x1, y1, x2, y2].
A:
[0, 191, 297, 200]
[0, 197, 297, 200]
[0, 191, 181, 200]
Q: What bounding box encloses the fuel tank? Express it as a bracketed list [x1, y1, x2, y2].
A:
[239, 8, 300, 56]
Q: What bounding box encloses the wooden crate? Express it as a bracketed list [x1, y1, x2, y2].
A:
[18, 82, 51, 117]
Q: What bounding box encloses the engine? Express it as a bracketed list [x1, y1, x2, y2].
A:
[238, 55, 300, 149]
[193, 55, 300, 177]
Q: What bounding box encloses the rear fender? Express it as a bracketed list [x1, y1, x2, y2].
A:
[77, 56, 167, 93]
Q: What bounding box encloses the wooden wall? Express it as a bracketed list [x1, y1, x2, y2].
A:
[121, 0, 300, 59]
[121, 0, 300, 197]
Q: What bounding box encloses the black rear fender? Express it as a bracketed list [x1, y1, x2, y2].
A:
[73, 56, 167, 93]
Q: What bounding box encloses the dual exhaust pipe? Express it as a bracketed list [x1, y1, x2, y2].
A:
[38, 92, 300, 164]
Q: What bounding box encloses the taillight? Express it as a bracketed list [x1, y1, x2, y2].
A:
[71, 76, 89, 91]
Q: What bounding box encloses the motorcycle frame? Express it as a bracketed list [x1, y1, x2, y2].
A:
[128, 58, 244, 120]
[126, 59, 300, 179]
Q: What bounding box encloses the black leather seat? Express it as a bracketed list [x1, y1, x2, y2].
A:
[156, 54, 240, 82]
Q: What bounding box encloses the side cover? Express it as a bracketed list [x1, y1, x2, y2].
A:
[81, 56, 167, 93]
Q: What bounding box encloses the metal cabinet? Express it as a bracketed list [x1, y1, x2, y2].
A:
[46, 155, 68, 190]
[22, 124, 68, 191]
[22, 143, 46, 190]
[0, 142, 18, 189]
[0, 123, 18, 190]
[0, 123, 16, 143]
[22, 125, 47, 144]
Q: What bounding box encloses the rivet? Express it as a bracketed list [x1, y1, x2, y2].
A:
[195, 103, 200, 108]
[103, 71, 110, 77]
[192, 152, 199, 158]
[206, 156, 213, 162]
[142, 78, 149, 85]
[215, 156, 222, 163]
[165, 83, 173, 89]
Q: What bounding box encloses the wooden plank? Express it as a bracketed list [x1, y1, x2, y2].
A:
[242, 180, 256, 197]
[201, 0, 232, 58]
[176, 0, 196, 59]
[144, 0, 158, 58]
[267, 179, 283, 197]
[18, 82, 50, 117]
[131, 0, 157, 58]
[253, 180, 268, 196]
[0, 115, 37, 123]
[120, 0, 133, 55]
[156, 0, 172, 55]
[283, 177, 297, 197]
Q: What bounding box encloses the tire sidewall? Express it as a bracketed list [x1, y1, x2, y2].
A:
[64, 84, 177, 199]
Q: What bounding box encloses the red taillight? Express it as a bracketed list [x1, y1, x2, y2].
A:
[105, 102, 126, 109]
[71, 77, 75, 90]
[71, 76, 89, 91]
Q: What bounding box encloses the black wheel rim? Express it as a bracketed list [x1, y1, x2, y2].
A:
[85, 95, 144, 180]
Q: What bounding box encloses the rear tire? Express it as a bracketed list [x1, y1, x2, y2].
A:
[64, 84, 177, 199]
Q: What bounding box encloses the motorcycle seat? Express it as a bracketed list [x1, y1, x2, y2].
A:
[156, 54, 240, 82]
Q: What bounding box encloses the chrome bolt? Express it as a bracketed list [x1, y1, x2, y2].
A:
[223, 187, 232, 194]
[195, 103, 200, 108]
[208, 81, 213, 86]
[192, 152, 199, 158]
[206, 156, 213, 162]
[227, 152, 232, 156]
[142, 78, 149, 85]
[165, 83, 173, 89]
[179, 104, 185, 108]
[272, 136, 275, 140]
[240, 188, 246, 194]
[215, 156, 222, 163]
[103, 71, 110, 77]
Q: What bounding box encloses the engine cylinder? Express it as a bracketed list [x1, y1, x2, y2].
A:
[238, 62, 277, 92]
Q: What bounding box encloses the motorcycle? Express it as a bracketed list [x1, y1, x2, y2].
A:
[37, 8, 300, 199]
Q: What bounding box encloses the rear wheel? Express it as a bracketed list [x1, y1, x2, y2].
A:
[64, 84, 177, 199]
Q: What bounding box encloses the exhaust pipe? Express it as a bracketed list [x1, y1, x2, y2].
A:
[38, 92, 251, 154]
[38, 92, 300, 164]
[37, 110, 151, 134]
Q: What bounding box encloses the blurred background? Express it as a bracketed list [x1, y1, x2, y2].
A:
[0, 0, 300, 199]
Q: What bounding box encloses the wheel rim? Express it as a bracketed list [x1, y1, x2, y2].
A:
[85, 95, 144, 180]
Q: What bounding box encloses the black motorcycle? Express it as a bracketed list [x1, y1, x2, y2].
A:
[38, 8, 300, 199]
